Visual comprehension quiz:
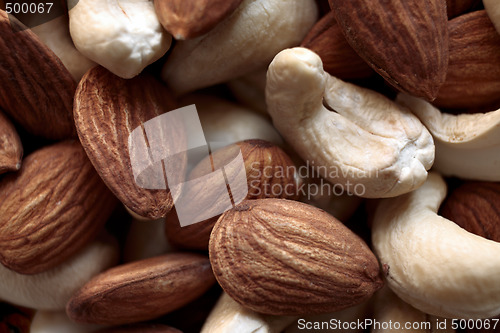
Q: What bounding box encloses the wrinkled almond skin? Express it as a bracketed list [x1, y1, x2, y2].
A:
[165, 139, 299, 250]
[154, 0, 243, 40]
[440, 181, 500, 242]
[95, 324, 182, 333]
[209, 199, 383, 315]
[434, 10, 500, 110]
[74, 66, 186, 219]
[67, 253, 216, 325]
[0, 110, 22, 174]
[300, 11, 373, 79]
[445, 0, 480, 18]
[0, 140, 117, 274]
[0, 10, 76, 139]
[329, 0, 448, 101]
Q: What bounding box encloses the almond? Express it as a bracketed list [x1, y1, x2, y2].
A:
[328, 0, 448, 101]
[0, 109, 22, 174]
[154, 0, 243, 40]
[165, 139, 299, 250]
[209, 198, 384, 315]
[66, 253, 216, 325]
[0, 10, 76, 139]
[434, 10, 500, 110]
[440, 181, 500, 242]
[0, 140, 117, 274]
[73, 66, 186, 219]
[300, 11, 373, 79]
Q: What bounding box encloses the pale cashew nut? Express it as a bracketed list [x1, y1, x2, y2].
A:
[68, 0, 171, 78]
[372, 172, 500, 319]
[0, 237, 118, 310]
[30, 16, 96, 82]
[201, 292, 296, 333]
[266, 47, 435, 198]
[397, 93, 500, 181]
[484, 0, 500, 35]
[161, 0, 318, 95]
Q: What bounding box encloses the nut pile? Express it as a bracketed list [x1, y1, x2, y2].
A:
[1, 0, 500, 332]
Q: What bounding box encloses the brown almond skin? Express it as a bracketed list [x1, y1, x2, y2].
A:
[445, 0, 481, 18]
[0, 109, 22, 174]
[154, 0, 243, 40]
[0, 10, 76, 139]
[209, 199, 384, 315]
[440, 181, 500, 242]
[74, 66, 186, 219]
[300, 11, 373, 79]
[434, 10, 500, 110]
[0, 140, 117, 274]
[329, 0, 448, 101]
[95, 324, 182, 333]
[67, 253, 216, 325]
[165, 139, 299, 250]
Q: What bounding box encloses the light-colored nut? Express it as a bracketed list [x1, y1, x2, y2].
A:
[209, 198, 383, 315]
[0, 237, 118, 310]
[68, 0, 171, 78]
[180, 94, 283, 146]
[0, 109, 22, 174]
[201, 292, 296, 333]
[30, 16, 96, 82]
[123, 217, 171, 262]
[372, 172, 500, 319]
[161, 0, 318, 95]
[266, 47, 435, 198]
[484, 0, 500, 35]
[67, 253, 216, 325]
[0, 140, 117, 274]
[372, 287, 453, 333]
[397, 93, 500, 181]
[31, 311, 103, 333]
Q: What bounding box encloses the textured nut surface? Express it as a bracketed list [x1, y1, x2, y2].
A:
[0, 110, 22, 174]
[154, 0, 243, 40]
[372, 172, 500, 319]
[209, 199, 383, 315]
[165, 139, 299, 250]
[0, 141, 117, 274]
[300, 10, 373, 79]
[74, 66, 186, 219]
[0, 10, 76, 139]
[434, 10, 500, 109]
[67, 253, 216, 325]
[329, 0, 448, 101]
[440, 181, 500, 242]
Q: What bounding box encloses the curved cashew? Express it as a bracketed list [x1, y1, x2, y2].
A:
[397, 94, 500, 181]
[484, 0, 500, 35]
[266, 47, 434, 198]
[0, 237, 118, 310]
[68, 0, 171, 78]
[372, 287, 452, 333]
[30, 16, 96, 82]
[201, 292, 296, 333]
[31, 311, 103, 333]
[372, 172, 500, 319]
[161, 0, 318, 95]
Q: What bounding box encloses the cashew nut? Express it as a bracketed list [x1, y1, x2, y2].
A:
[161, 0, 318, 95]
[68, 0, 171, 78]
[372, 172, 500, 319]
[0, 237, 118, 310]
[484, 0, 500, 35]
[201, 292, 296, 333]
[397, 93, 500, 181]
[266, 47, 435, 198]
[30, 16, 96, 82]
